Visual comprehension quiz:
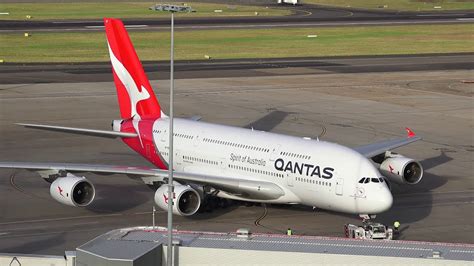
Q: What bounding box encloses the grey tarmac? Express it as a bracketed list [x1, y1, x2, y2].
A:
[0, 66, 473, 254]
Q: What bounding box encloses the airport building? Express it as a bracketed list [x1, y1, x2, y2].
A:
[1, 226, 472, 266]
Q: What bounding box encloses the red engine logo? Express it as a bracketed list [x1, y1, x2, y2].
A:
[58, 186, 64, 197]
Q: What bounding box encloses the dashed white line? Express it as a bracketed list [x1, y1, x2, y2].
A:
[85, 25, 148, 29]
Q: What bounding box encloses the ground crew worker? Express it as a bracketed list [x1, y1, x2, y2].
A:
[287, 228, 292, 236]
[393, 221, 400, 234]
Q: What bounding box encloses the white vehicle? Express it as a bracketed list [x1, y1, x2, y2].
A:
[0, 18, 424, 218]
[149, 4, 194, 13]
[278, 0, 300, 5]
[345, 222, 393, 240]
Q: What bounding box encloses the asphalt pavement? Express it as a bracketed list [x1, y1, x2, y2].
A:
[0, 54, 473, 254]
[1, 4, 473, 32]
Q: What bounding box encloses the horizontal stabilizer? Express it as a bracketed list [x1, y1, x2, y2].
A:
[16, 123, 137, 139]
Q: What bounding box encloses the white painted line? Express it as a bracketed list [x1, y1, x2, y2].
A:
[0, 232, 9, 236]
[124, 25, 148, 28]
[0, 19, 470, 34]
[0, 12, 10, 15]
[417, 14, 466, 17]
[85, 25, 148, 29]
[53, 21, 102, 24]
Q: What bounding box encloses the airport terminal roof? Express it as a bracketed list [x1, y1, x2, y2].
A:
[77, 226, 474, 262]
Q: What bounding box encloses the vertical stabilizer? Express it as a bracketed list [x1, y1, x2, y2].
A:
[104, 18, 161, 119]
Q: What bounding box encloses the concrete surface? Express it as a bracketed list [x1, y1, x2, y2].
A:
[0, 67, 473, 255]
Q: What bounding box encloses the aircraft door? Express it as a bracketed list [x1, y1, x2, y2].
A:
[194, 131, 203, 147]
[175, 149, 183, 170]
[270, 144, 281, 162]
[160, 128, 167, 142]
[336, 178, 344, 196]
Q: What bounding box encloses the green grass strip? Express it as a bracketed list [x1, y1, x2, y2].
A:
[0, 2, 290, 20]
[0, 24, 472, 63]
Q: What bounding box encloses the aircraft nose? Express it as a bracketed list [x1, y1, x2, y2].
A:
[377, 188, 393, 213]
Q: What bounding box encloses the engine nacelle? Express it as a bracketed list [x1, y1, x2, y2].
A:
[379, 153, 423, 185]
[155, 184, 201, 216]
[50, 174, 95, 207]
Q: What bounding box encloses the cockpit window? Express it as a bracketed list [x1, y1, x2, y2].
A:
[360, 177, 385, 184]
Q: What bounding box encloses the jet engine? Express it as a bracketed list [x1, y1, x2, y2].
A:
[50, 174, 95, 207]
[378, 152, 423, 185]
[155, 184, 201, 216]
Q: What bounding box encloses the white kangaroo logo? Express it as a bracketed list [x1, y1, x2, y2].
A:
[107, 42, 150, 119]
[108, 42, 150, 147]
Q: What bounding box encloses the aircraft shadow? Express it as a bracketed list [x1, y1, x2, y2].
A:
[86, 183, 151, 213]
[377, 152, 454, 226]
[244, 110, 293, 132]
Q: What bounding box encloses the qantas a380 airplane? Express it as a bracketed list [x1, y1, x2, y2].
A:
[0, 18, 424, 218]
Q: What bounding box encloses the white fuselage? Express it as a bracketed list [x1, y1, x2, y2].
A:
[152, 117, 392, 214]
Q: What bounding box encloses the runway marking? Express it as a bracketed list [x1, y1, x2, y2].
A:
[254, 203, 268, 226]
[9, 173, 49, 200]
[418, 14, 466, 16]
[85, 25, 148, 29]
[318, 124, 327, 138]
[340, 10, 354, 18]
[175, 20, 474, 30]
[1, 19, 471, 33]
[0, 232, 9, 236]
[9, 173, 33, 198]
[296, 10, 313, 17]
[53, 21, 103, 24]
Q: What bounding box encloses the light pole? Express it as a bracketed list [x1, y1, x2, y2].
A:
[151, 4, 192, 266]
[167, 9, 175, 266]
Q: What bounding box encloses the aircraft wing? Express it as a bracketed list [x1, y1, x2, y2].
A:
[0, 162, 284, 200]
[353, 128, 422, 158]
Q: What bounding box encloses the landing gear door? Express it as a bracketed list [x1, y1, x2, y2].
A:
[286, 173, 294, 187]
[336, 178, 343, 196]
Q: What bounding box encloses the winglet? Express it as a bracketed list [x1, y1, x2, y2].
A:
[405, 127, 416, 138]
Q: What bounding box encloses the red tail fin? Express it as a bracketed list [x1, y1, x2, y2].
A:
[104, 18, 161, 119]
